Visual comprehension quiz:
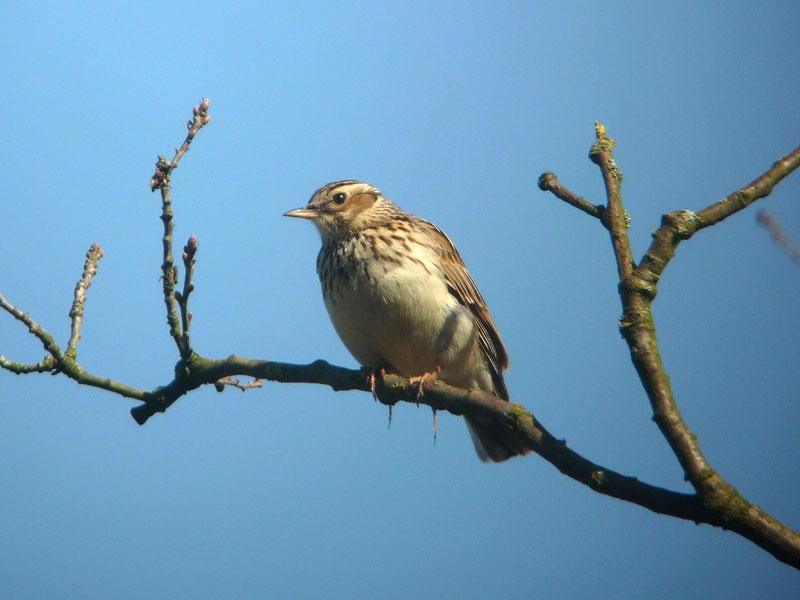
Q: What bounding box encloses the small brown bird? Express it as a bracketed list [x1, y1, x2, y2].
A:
[285, 180, 528, 462]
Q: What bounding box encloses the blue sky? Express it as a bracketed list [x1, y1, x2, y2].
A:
[1, 1, 799, 598]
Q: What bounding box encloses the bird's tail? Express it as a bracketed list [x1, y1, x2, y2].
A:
[464, 416, 531, 463]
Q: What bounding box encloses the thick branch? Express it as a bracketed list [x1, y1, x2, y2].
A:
[540, 130, 800, 568]
[627, 145, 800, 488]
[126, 355, 800, 569]
[4, 109, 799, 570]
[125, 356, 702, 516]
[6, 323, 800, 567]
[614, 140, 800, 568]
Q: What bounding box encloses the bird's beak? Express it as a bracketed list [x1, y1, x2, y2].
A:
[283, 207, 320, 220]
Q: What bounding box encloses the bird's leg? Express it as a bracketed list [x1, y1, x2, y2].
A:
[368, 365, 398, 428]
[409, 367, 441, 444]
[367, 366, 387, 402]
[408, 365, 441, 406]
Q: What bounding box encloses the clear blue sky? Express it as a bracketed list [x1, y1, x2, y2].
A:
[2, 2, 799, 598]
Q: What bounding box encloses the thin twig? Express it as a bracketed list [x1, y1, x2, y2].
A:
[695, 145, 800, 231]
[67, 243, 104, 358]
[537, 172, 606, 221]
[0, 291, 63, 363]
[0, 252, 150, 397]
[149, 99, 212, 192]
[151, 99, 210, 359]
[3, 109, 798, 569]
[0, 354, 57, 374]
[175, 235, 198, 353]
[214, 376, 263, 392]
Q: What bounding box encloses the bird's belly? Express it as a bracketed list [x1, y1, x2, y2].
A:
[322, 260, 476, 379]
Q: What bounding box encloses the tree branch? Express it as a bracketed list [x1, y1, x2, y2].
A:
[543, 126, 800, 568]
[615, 143, 800, 568]
[3, 108, 799, 569]
[537, 171, 606, 221]
[67, 243, 104, 359]
[589, 122, 636, 279]
[127, 356, 707, 521]
[695, 146, 800, 231]
[626, 144, 800, 484]
[150, 98, 211, 360]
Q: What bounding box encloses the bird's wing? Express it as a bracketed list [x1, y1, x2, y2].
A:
[417, 218, 510, 400]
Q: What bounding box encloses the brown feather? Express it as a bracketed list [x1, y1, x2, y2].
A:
[412, 217, 510, 400]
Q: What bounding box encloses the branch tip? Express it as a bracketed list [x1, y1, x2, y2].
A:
[589, 121, 616, 165]
[537, 171, 558, 191]
[66, 242, 105, 356]
[537, 171, 605, 221]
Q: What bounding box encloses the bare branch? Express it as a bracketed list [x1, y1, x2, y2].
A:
[695, 145, 800, 231]
[151, 99, 211, 359]
[214, 376, 262, 392]
[542, 126, 800, 568]
[67, 243, 104, 358]
[124, 353, 800, 568]
[589, 122, 635, 279]
[624, 145, 800, 493]
[537, 171, 606, 221]
[4, 108, 799, 570]
[0, 291, 63, 364]
[0, 354, 57, 374]
[175, 235, 198, 352]
[635, 144, 800, 287]
[126, 356, 699, 513]
[606, 134, 800, 568]
[149, 98, 212, 192]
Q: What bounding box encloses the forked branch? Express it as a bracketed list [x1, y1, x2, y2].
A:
[2, 107, 798, 569]
[151, 99, 210, 360]
[541, 124, 800, 568]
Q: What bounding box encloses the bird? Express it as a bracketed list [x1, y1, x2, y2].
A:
[284, 180, 529, 462]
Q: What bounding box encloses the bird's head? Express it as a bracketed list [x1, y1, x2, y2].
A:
[284, 180, 394, 240]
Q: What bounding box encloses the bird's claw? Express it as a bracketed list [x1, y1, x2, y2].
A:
[368, 367, 386, 402]
[408, 366, 441, 405]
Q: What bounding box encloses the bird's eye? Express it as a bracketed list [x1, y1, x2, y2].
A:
[332, 192, 347, 205]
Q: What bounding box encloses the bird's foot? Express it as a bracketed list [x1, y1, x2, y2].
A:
[367, 367, 387, 402]
[408, 366, 441, 406]
[367, 366, 398, 428]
